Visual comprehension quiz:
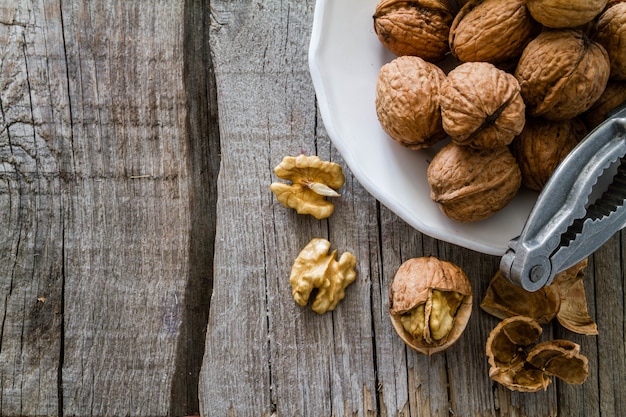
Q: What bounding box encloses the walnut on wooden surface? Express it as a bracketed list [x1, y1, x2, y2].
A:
[593, 0, 626, 80]
[486, 316, 590, 392]
[427, 143, 521, 222]
[512, 117, 587, 191]
[289, 238, 357, 315]
[375, 56, 448, 149]
[582, 80, 626, 129]
[440, 62, 526, 149]
[526, 0, 608, 28]
[449, 0, 541, 65]
[389, 256, 473, 355]
[270, 155, 345, 219]
[481, 259, 598, 335]
[515, 29, 611, 121]
[373, 0, 454, 62]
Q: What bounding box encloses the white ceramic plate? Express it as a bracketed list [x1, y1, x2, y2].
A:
[308, 0, 538, 256]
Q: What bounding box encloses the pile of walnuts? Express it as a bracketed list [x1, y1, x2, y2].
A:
[374, 0, 626, 222]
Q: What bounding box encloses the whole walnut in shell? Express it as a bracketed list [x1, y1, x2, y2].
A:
[373, 0, 454, 62]
[526, 0, 608, 28]
[593, 0, 626, 80]
[582, 80, 626, 129]
[515, 29, 611, 121]
[427, 143, 521, 222]
[376, 56, 447, 149]
[449, 0, 541, 65]
[440, 62, 526, 149]
[512, 117, 587, 191]
[389, 256, 473, 355]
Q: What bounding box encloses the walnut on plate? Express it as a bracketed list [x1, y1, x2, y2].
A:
[593, 0, 626, 80]
[373, 0, 454, 62]
[440, 62, 526, 149]
[515, 29, 611, 121]
[526, 0, 608, 28]
[389, 256, 473, 355]
[427, 143, 522, 222]
[512, 117, 587, 191]
[375, 56, 447, 149]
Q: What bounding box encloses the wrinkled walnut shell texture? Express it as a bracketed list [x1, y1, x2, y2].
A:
[427, 143, 521, 222]
[593, 1, 626, 80]
[450, 0, 540, 64]
[373, 0, 453, 61]
[515, 30, 611, 121]
[440, 62, 525, 148]
[376, 56, 447, 149]
[513, 117, 586, 191]
[526, 0, 608, 28]
[582, 80, 626, 129]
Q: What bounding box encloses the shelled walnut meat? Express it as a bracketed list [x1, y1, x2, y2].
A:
[512, 117, 587, 191]
[427, 143, 522, 222]
[389, 256, 473, 355]
[373, 0, 454, 62]
[526, 0, 608, 28]
[449, 0, 541, 65]
[440, 62, 526, 149]
[593, 0, 626, 80]
[515, 29, 611, 121]
[376, 56, 447, 149]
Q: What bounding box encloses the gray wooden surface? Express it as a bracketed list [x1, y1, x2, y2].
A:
[0, 1, 624, 416]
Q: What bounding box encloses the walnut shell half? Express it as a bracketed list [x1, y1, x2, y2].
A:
[515, 29, 611, 121]
[427, 143, 522, 222]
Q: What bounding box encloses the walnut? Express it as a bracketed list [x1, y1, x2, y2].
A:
[375, 56, 447, 149]
[512, 117, 587, 191]
[593, 0, 626, 80]
[289, 238, 357, 314]
[526, 0, 608, 28]
[486, 316, 590, 392]
[270, 155, 345, 219]
[389, 256, 473, 355]
[515, 29, 611, 121]
[449, 0, 541, 65]
[582, 80, 626, 129]
[439, 62, 526, 149]
[481, 259, 598, 335]
[373, 0, 454, 62]
[427, 143, 522, 222]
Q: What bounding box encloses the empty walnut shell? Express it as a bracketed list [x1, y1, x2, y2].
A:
[526, 340, 589, 385]
[427, 143, 522, 222]
[449, 0, 541, 65]
[515, 29, 611, 121]
[582, 80, 626, 129]
[551, 259, 598, 335]
[389, 257, 473, 355]
[373, 0, 454, 61]
[593, 0, 626, 80]
[376, 56, 448, 149]
[512, 117, 587, 191]
[526, 0, 608, 28]
[440, 62, 526, 149]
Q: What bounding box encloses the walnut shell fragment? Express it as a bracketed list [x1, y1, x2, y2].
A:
[290, 238, 357, 314]
[440, 62, 526, 149]
[515, 29, 611, 121]
[389, 257, 473, 355]
[486, 316, 590, 392]
[593, 0, 626, 80]
[449, 0, 541, 65]
[526, 0, 608, 28]
[551, 259, 598, 335]
[512, 117, 587, 191]
[270, 155, 345, 219]
[427, 143, 521, 222]
[373, 0, 454, 61]
[376, 56, 447, 149]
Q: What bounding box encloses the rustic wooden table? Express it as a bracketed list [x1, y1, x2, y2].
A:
[1, 1, 624, 416]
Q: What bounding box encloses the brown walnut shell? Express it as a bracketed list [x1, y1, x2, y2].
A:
[593, 0, 626, 80]
[449, 0, 541, 65]
[373, 0, 454, 62]
[515, 29, 611, 121]
[376, 56, 447, 149]
[440, 62, 526, 149]
[427, 143, 522, 222]
[582, 80, 626, 129]
[526, 0, 609, 28]
[512, 117, 587, 191]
